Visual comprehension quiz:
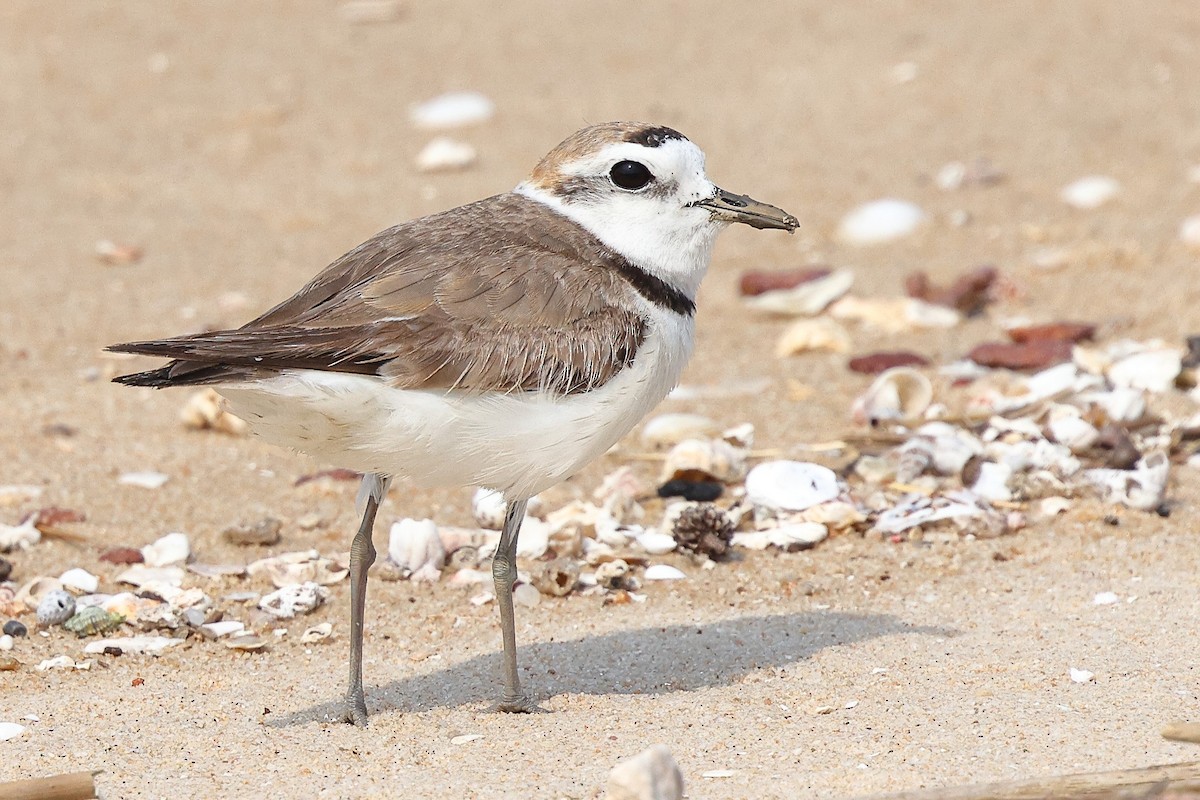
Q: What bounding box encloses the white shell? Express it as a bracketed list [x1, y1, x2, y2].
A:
[873, 493, 985, 534]
[837, 199, 926, 245]
[179, 388, 246, 435]
[301, 622, 334, 643]
[745, 461, 840, 512]
[798, 501, 865, 530]
[1083, 452, 1169, 510]
[1039, 497, 1073, 517]
[1069, 667, 1095, 684]
[415, 137, 477, 172]
[141, 532, 190, 567]
[118, 471, 169, 489]
[83, 636, 181, 655]
[258, 581, 330, 619]
[35, 656, 91, 671]
[640, 413, 718, 448]
[606, 745, 684, 800]
[58, 568, 99, 594]
[0, 635, 11, 651]
[1079, 388, 1145, 423]
[114, 565, 185, 589]
[0, 519, 40, 552]
[1060, 175, 1120, 209]
[387, 518, 445, 581]
[635, 530, 677, 555]
[732, 522, 828, 550]
[851, 367, 933, 424]
[0, 722, 24, 742]
[721, 422, 755, 449]
[830, 296, 960, 333]
[246, 551, 348, 588]
[775, 317, 852, 357]
[744, 268, 854, 316]
[200, 620, 245, 639]
[644, 564, 686, 581]
[1045, 407, 1099, 453]
[410, 91, 494, 129]
[971, 461, 1014, 503]
[660, 438, 747, 484]
[1107, 348, 1182, 393]
[512, 583, 541, 607]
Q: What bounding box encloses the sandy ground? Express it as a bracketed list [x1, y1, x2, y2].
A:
[3, 2, 1200, 797]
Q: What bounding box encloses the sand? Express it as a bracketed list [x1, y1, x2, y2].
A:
[3, 2, 1200, 797]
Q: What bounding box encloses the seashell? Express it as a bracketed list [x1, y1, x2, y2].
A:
[141, 532, 190, 567]
[733, 522, 828, 550]
[415, 137, 477, 172]
[1007, 322, 1096, 345]
[99, 546, 144, 564]
[848, 351, 930, 374]
[387, 518, 445, 581]
[187, 563, 249, 579]
[1107, 348, 1182, 393]
[853, 454, 896, 484]
[0, 722, 26, 741]
[745, 461, 840, 512]
[1080, 389, 1144, 423]
[635, 530, 677, 555]
[1045, 406, 1099, 453]
[798, 501, 865, 530]
[743, 268, 854, 316]
[721, 423, 755, 450]
[222, 518, 282, 546]
[593, 466, 647, 524]
[640, 414, 718, 448]
[660, 438, 747, 484]
[83, 635, 179, 655]
[914, 422, 984, 475]
[1180, 214, 1200, 250]
[199, 620, 245, 639]
[58, 567, 99, 594]
[905, 265, 998, 315]
[830, 296, 960, 334]
[37, 590, 76, 626]
[531, 558, 580, 597]
[872, 493, 986, 534]
[512, 582, 541, 608]
[970, 461, 1014, 502]
[0, 635, 10, 651]
[0, 518, 40, 552]
[1060, 175, 1120, 209]
[258, 581, 329, 619]
[594, 559, 632, 590]
[837, 199, 925, 245]
[851, 367, 933, 425]
[775, 317, 852, 357]
[606, 744, 685, 800]
[224, 633, 268, 652]
[969, 340, 1073, 371]
[301, 622, 333, 643]
[115, 565, 185, 589]
[410, 91, 494, 129]
[15, 576, 63, 611]
[118, 471, 169, 489]
[1083, 452, 1169, 511]
[64, 606, 125, 637]
[247, 551, 347, 588]
[179, 388, 247, 435]
[1039, 497, 1073, 517]
[739, 266, 831, 297]
[644, 564, 686, 581]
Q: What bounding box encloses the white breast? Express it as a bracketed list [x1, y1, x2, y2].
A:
[218, 311, 693, 499]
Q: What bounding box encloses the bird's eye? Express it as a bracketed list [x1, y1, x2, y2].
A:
[609, 160, 654, 191]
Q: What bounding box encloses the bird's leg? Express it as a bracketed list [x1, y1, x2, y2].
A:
[342, 472, 391, 726]
[492, 497, 537, 712]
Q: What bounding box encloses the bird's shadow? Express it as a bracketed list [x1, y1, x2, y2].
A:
[268, 610, 953, 727]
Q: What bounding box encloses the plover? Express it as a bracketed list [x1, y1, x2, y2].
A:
[110, 121, 797, 724]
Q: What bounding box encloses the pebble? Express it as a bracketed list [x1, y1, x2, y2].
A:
[657, 479, 723, 502]
[745, 461, 840, 512]
[1061, 175, 1120, 209]
[415, 137, 477, 172]
[36, 589, 76, 626]
[837, 199, 925, 245]
[905, 265, 998, 315]
[3, 620, 26, 638]
[0, 656, 17, 671]
[410, 91, 494, 129]
[644, 564, 686, 581]
[606, 745, 684, 800]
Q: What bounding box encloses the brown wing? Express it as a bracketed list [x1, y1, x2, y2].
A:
[110, 194, 647, 396]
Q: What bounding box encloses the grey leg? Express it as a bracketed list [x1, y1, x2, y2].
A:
[343, 472, 390, 726]
[492, 497, 538, 712]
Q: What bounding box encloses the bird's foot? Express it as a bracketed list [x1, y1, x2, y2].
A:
[342, 695, 370, 727]
[491, 694, 544, 714]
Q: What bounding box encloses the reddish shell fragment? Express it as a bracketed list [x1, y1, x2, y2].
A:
[738, 267, 831, 297]
[1007, 322, 1095, 344]
[906, 265, 998, 315]
[848, 351, 931, 374]
[29, 507, 87, 530]
[968, 340, 1074, 370]
[99, 547, 145, 565]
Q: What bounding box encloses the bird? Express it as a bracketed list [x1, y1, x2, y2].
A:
[109, 121, 798, 725]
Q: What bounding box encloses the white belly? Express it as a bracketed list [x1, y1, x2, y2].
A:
[218, 317, 693, 499]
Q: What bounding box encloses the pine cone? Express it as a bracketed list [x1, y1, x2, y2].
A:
[672, 503, 734, 559]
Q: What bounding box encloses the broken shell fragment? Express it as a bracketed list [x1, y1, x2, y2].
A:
[1061, 175, 1120, 209]
[118, 471, 169, 489]
[225, 633, 269, 652]
[775, 317, 852, 357]
[848, 351, 930, 374]
[606, 745, 685, 800]
[301, 622, 333, 644]
[594, 559, 633, 591]
[743, 268, 854, 316]
[635, 530, 677, 555]
[1083, 452, 1169, 511]
[415, 137, 477, 172]
[58, 567, 99, 594]
[851, 367, 933, 425]
[644, 564, 686, 581]
[660, 438, 747, 484]
[199, 620, 245, 639]
[83, 635, 179, 656]
[745, 461, 840, 512]
[387, 518, 445, 581]
[640, 413, 718, 448]
[410, 91, 494, 129]
[0, 519, 40, 552]
[258, 581, 329, 619]
[247, 551, 348, 588]
[180, 389, 247, 435]
[837, 199, 925, 245]
[739, 266, 831, 297]
[1107, 348, 1182, 393]
[37, 590, 76, 626]
[830, 295, 961, 333]
[531, 558, 580, 597]
[141, 532, 190, 567]
[222, 518, 282, 546]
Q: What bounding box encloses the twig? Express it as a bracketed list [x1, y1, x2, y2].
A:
[0, 770, 100, 800]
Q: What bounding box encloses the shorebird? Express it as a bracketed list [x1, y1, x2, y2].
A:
[110, 121, 797, 724]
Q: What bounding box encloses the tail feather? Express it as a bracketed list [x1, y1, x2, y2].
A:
[111, 360, 254, 388]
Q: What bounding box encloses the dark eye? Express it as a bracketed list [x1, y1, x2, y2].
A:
[609, 160, 654, 191]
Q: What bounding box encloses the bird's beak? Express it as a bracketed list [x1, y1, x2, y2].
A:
[692, 188, 798, 232]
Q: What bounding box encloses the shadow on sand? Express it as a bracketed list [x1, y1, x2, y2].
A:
[269, 610, 952, 726]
